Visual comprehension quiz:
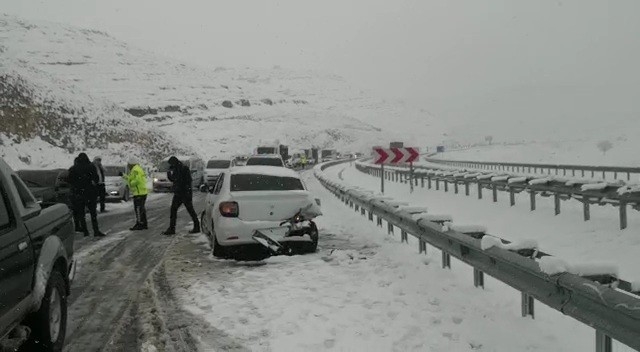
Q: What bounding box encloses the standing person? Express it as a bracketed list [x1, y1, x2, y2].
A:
[93, 156, 107, 213]
[123, 158, 148, 230]
[161, 156, 200, 235]
[68, 152, 105, 237]
[68, 157, 82, 231]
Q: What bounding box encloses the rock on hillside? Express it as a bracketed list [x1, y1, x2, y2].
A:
[0, 67, 193, 169]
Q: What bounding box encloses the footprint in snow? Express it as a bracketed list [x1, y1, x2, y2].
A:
[452, 316, 463, 324]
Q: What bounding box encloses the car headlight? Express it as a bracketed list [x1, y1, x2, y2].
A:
[153, 178, 159, 182]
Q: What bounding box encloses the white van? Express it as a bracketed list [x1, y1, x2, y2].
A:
[152, 156, 205, 192]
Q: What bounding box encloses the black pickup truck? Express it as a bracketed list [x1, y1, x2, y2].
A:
[0, 158, 75, 352]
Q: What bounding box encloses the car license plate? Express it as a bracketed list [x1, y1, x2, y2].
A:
[255, 227, 289, 240]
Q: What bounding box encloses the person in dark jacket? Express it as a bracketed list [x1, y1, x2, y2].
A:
[93, 156, 107, 213]
[68, 153, 105, 237]
[161, 156, 200, 235]
[68, 157, 81, 230]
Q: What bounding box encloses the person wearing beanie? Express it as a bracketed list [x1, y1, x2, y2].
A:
[93, 156, 107, 212]
[161, 156, 200, 235]
[123, 157, 148, 230]
[67, 152, 106, 237]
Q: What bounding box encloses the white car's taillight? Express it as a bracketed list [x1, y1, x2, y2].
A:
[219, 201, 239, 217]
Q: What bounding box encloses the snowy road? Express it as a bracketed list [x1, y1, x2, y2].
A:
[154, 169, 590, 351]
[50, 166, 614, 351]
[56, 193, 205, 352]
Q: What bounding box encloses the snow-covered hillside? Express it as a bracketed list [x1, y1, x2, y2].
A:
[432, 139, 640, 167]
[0, 14, 445, 169]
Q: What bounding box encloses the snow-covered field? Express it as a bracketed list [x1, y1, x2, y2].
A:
[157, 169, 596, 352]
[430, 140, 640, 167]
[328, 162, 640, 286]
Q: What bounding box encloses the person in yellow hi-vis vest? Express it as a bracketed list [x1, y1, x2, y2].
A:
[122, 158, 148, 231]
[300, 155, 308, 168]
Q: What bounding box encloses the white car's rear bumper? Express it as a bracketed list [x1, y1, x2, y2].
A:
[215, 217, 313, 246]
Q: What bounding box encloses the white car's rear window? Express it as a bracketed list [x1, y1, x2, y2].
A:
[245, 158, 284, 167]
[230, 174, 304, 191]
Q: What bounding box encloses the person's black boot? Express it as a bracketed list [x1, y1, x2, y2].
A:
[189, 222, 200, 234]
[130, 223, 143, 231]
[93, 225, 106, 237]
[161, 228, 176, 236]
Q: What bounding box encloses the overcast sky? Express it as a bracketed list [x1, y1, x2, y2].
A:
[3, 0, 640, 136]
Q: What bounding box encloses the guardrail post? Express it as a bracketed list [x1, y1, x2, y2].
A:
[613, 171, 617, 180]
[436, 179, 440, 190]
[583, 201, 590, 221]
[627, 172, 630, 181]
[521, 292, 534, 318]
[442, 251, 451, 269]
[376, 215, 383, 227]
[602, 170, 606, 179]
[582, 170, 585, 177]
[421, 176, 425, 188]
[572, 169, 576, 177]
[419, 239, 427, 254]
[401, 230, 408, 243]
[465, 181, 470, 196]
[620, 201, 628, 230]
[595, 331, 612, 352]
[354, 204, 359, 212]
[509, 190, 515, 206]
[387, 222, 394, 235]
[444, 180, 448, 192]
[473, 269, 484, 289]
[368, 210, 374, 221]
[361, 207, 366, 216]
[454, 181, 459, 194]
[428, 176, 432, 189]
[530, 191, 536, 211]
[478, 183, 483, 199]
[554, 194, 561, 215]
[492, 184, 498, 202]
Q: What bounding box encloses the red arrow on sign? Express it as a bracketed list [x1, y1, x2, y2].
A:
[406, 147, 420, 163]
[391, 147, 405, 163]
[373, 148, 390, 164]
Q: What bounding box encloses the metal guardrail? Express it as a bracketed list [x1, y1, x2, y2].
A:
[316, 160, 640, 352]
[425, 157, 640, 181]
[359, 161, 640, 230]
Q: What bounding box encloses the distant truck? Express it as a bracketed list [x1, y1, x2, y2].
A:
[436, 145, 445, 153]
[255, 144, 289, 161]
[321, 149, 337, 162]
[0, 157, 75, 351]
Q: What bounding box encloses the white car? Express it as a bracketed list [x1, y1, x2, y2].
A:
[103, 165, 130, 201]
[201, 166, 322, 259]
[245, 154, 285, 167]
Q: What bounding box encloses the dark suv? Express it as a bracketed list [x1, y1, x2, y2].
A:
[0, 158, 75, 352]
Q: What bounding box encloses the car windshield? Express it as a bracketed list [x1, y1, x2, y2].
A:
[104, 166, 125, 176]
[157, 161, 171, 172]
[17, 170, 61, 188]
[230, 174, 304, 191]
[246, 158, 283, 167]
[207, 160, 230, 168]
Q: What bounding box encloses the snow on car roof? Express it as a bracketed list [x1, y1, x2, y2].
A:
[230, 166, 300, 178]
[248, 154, 282, 159]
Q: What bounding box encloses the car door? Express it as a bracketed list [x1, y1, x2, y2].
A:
[206, 173, 225, 224]
[0, 176, 35, 321]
